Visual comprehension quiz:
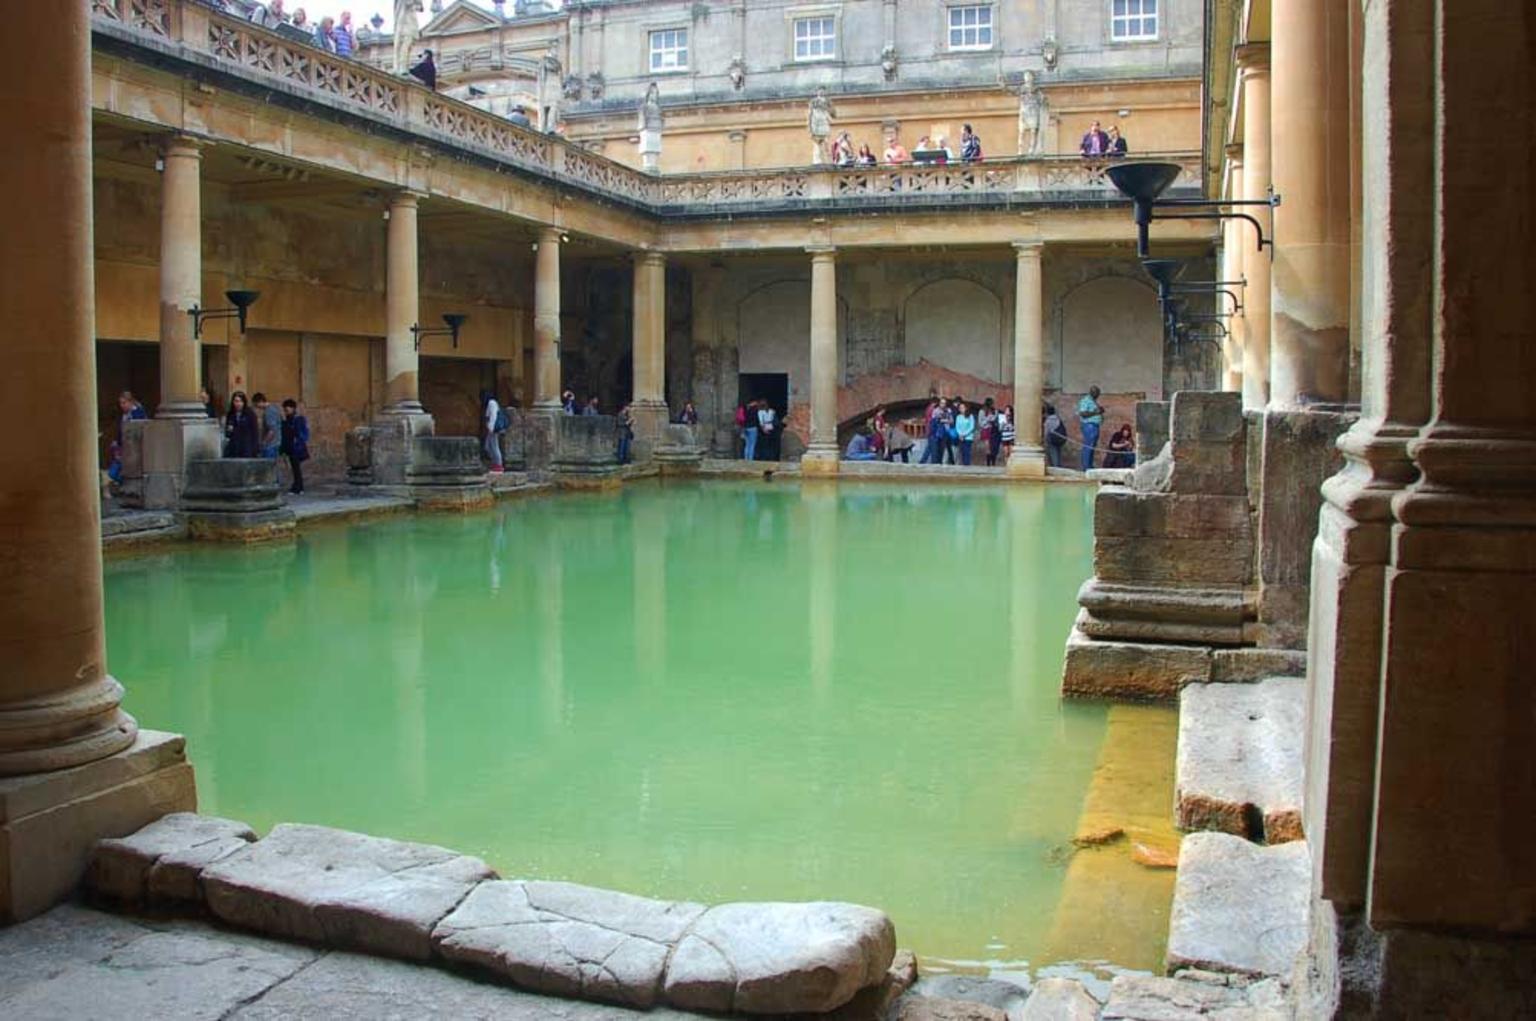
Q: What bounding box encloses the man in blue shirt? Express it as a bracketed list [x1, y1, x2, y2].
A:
[1077, 385, 1104, 471]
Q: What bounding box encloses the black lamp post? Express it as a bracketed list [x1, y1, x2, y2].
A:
[1107, 161, 1280, 260]
[410, 313, 468, 351]
[189, 289, 260, 339]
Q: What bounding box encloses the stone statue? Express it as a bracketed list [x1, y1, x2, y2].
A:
[586, 72, 605, 100]
[637, 82, 663, 172]
[393, 0, 422, 74]
[562, 74, 583, 101]
[807, 87, 836, 164]
[728, 55, 746, 91]
[1018, 70, 1048, 157]
[881, 44, 898, 81]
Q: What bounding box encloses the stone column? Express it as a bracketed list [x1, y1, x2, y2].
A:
[141, 137, 221, 508]
[1269, 0, 1351, 406]
[533, 226, 563, 410]
[383, 191, 423, 415]
[801, 246, 839, 474]
[1236, 45, 1271, 411]
[1221, 159, 1246, 394]
[0, 0, 194, 922]
[690, 262, 726, 454]
[1007, 242, 1046, 477]
[630, 250, 668, 457]
[157, 137, 207, 420]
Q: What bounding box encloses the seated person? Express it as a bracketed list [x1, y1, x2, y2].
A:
[1103, 424, 1136, 469]
[843, 430, 880, 461]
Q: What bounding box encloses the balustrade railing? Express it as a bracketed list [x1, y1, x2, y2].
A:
[92, 0, 1201, 215]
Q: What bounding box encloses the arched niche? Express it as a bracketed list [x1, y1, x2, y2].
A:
[903, 278, 1005, 383]
[1058, 275, 1163, 398]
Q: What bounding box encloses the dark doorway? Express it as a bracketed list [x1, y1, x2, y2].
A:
[738, 372, 789, 462]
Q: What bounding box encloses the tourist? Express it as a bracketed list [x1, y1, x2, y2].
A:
[107, 391, 147, 483]
[954, 401, 977, 466]
[884, 421, 915, 463]
[1080, 120, 1110, 158]
[756, 400, 778, 461]
[677, 401, 699, 425]
[253, 392, 282, 459]
[616, 403, 635, 464]
[960, 124, 983, 162]
[866, 421, 885, 459]
[932, 136, 954, 164]
[882, 137, 910, 164]
[831, 131, 855, 166]
[1043, 403, 1068, 467]
[408, 49, 437, 90]
[913, 135, 934, 164]
[999, 404, 1016, 463]
[561, 390, 578, 415]
[481, 390, 505, 474]
[314, 16, 337, 53]
[279, 399, 311, 494]
[844, 430, 878, 461]
[856, 143, 877, 166]
[1107, 124, 1128, 158]
[508, 105, 532, 127]
[1104, 424, 1135, 468]
[333, 11, 355, 57]
[200, 386, 217, 420]
[224, 391, 260, 458]
[290, 7, 308, 31]
[249, 0, 287, 27]
[979, 399, 1000, 466]
[583, 396, 600, 416]
[1077, 386, 1104, 471]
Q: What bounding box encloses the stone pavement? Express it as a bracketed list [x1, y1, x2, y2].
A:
[0, 903, 709, 1020]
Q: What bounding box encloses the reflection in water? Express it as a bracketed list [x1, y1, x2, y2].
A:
[103, 481, 1174, 972]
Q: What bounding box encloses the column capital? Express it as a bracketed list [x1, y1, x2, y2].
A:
[387, 189, 424, 211]
[159, 134, 208, 160]
[1012, 241, 1044, 259]
[1235, 42, 1270, 74]
[805, 245, 836, 260]
[537, 224, 565, 244]
[632, 249, 666, 267]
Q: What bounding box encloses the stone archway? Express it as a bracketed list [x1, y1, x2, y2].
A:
[902, 278, 1006, 383]
[1057, 275, 1163, 398]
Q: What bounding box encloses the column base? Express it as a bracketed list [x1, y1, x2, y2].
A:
[630, 399, 669, 463]
[368, 411, 435, 487]
[1005, 445, 1047, 478]
[0, 729, 196, 922]
[800, 446, 840, 476]
[140, 417, 222, 509]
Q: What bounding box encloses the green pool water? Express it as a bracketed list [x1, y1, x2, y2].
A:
[105, 480, 1136, 973]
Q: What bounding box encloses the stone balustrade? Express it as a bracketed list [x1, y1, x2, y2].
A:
[90, 0, 1201, 217]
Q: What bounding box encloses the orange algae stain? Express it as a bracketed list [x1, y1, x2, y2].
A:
[1040, 704, 1181, 973]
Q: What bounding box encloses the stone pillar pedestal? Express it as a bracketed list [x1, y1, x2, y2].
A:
[369, 411, 436, 488]
[407, 436, 492, 511]
[0, 0, 194, 923]
[181, 458, 296, 542]
[552, 414, 622, 488]
[802, 246, 839, 475]
[141, 417, 222, 510]
[1007, 242, 1047, 478]
[653, 424, 704, 475]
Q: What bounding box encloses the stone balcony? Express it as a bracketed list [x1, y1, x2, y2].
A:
[90, 0, 1202, 220]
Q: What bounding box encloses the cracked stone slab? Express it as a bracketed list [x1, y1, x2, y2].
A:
[1166, 833, 1310, 979]
[87, 812, 256, 906]
[1020, 977, 1100, 1021]
[907, 975, 1031, 1020]
[1102, 970, 1288, 1020]
[431, 879, 706, 1008]
[201, 823, 496, 961]
[662, 901, 895, 1015]
[892, 996, 1008, 1021]
[1177, 678, 1304, 843]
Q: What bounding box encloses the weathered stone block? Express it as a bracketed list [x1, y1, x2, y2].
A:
[1021, 977, 1099, 1021]
[1077, 580, 1250, 644]
[406, 436, 491, 510]
[905, 975, 1030, 1019]
[87, 813, 255, 907]
[892, 996, 1007, 1020]
[201, 823, 497, 961]
[1061, 624, 1212, 701]
[141, 418, 223, 510]
[1165, 833, 1310, 978]
[1094, 491, 1252, 540]
[1093, 536, 1253, 586]
[1162, 391, 1249, 496]
[344, 426, 372, 486]
[1102, 971, 1288, 1020]
[663, 901, 896, 1015]
[654, 423, 705, 475]
[1210, 647, 1307, 683]
[552, 414, 620, 476]
[432, 879, 705, 1008]
[1177, 678, 1305, 843]
[369, 412, 434, 487]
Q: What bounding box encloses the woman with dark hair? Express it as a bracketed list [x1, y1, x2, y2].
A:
[224, 391, 261, 458]
[1104, 424, 1136, 469]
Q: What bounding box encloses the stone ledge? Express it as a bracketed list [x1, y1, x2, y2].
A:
[1176, 678, 1305, 843]
[86, 812, 255, 907]
[1060, 623, 1212, 702]
[1165, 833, 1310, 979]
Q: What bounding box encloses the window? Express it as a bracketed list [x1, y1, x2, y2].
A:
[1110, 0, 1158, 40]
[793, 16, 837, 61]
[649, 28, 688, 73]
[948, 5, 994, 50]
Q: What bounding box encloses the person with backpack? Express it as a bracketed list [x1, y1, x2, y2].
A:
[1044, 403, 1069, 468]
[1000, 404, 1017, 463]
[278, 399, 310, 495]
[960, 123, 983, 163]
[482, 390, 506, 473]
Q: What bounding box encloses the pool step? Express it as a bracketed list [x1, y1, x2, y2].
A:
[1165, 832, 1310, 979]
[1176, 676, 1305, 843]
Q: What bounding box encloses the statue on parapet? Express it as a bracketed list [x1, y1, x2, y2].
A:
[807, 87, 836, 164]
[393, 0, 423, 74]
[1018, 70, 1048, 157]
[637, 82, 664, 172]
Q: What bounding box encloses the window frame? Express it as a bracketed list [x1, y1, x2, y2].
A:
[646, 25, 690, 75]
[791, 13, 839, 63]
[946, 3, 996, 53]
[1109, 0, 1160, 43]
